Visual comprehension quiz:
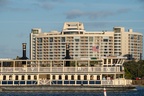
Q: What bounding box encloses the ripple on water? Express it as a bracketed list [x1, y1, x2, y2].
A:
[0, 86, 144, 96]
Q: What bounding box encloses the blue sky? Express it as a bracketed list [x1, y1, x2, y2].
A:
[0, 0, 144, 59]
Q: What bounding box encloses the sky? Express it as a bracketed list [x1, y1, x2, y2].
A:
[0, 0, 144, 59]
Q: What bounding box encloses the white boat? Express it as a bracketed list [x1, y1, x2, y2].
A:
[0, 56, 135, 92]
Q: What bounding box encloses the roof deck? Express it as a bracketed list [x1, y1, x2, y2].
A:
[0, 57, 126, 73]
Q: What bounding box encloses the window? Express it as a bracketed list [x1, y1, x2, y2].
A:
[90, 75, 94, 80]
[114, 28, 121, 32]
[61, 37, 65, 42]
[80, 32, 83, 34]
[78, 75, 81, 80]
[65, 75, 68, 80]
[50, 38, 53, 42]
[53, 75, 55, 79]
[113, 59, 118, 64]
[9, 75, 12, 80]
[75, 39, 79, 42]
[97, 75, 100, 80]
[84, 75, 87, 80]
[32, 30, 39, 34]
[22, 75, 25, 80]
[138, 35, 140, 40]
[131, 35, 134, 39]
[108, 59, 111, 64]
[103, 39, 108, 42]
[34, 75, 37, 80]
[89, 37, 93, 42]
[64, 31, 79, 34]
[71, 75, 74, 80]
[16, 75, 18, 80]
[37, 38, 42, 42]
[28, 75, 31, 80]
[3, 75, 6, 80]
[104, 59, 107, 64]
[59, 75, 62, 80]
[67, 28, 78, 30]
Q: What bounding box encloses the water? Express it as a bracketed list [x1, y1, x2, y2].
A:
[0, 86, 144, 96]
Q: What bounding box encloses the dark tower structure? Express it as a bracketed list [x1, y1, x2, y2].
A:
[64, 43, 71, 66]
[140, 53, 142, 60]
[20, 43, 28, 64]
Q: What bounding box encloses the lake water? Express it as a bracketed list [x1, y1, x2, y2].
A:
[0, 86, 143, 96]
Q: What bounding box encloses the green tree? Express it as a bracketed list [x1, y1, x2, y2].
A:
[123, 60, 144, 80]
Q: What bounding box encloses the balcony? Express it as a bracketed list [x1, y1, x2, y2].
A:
[0, 67, 123, 73]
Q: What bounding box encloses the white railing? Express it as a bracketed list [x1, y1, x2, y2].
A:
[90, 67, 101, 72]
[77, 67, 88, 72]
[101, 79, 132, 85]
[2, 67, 13, 72]
[101, 80, 113, 85]
[1, 67, 123, 73]
[64, 67, 75, 72]
[15, 67, 26, 72]
[39, 67, 50, 72]
[51, 67, 63, 72]
[27, 67, 38, 72]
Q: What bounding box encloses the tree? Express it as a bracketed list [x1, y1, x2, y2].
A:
[123, 60, 144, 80]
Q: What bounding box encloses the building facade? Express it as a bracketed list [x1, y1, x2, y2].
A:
[30, 22, 143, 60]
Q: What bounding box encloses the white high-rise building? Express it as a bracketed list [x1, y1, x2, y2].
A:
[30, 22, 143, 60]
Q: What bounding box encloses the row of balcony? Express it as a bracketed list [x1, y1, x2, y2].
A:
[0, 67, 123, 73]
[37, 42, 113, 45]
[33, 38, 116, 44]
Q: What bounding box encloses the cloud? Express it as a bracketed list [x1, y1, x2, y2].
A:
[9, 7, 30, 12]
[0, 0, 65, 12]
[36, 0, 64, 2]
[35, 0, 65, 10]
[84, 22, 110, 31]
[138, 0, 144, 2]
[33, 2, 53, 10]
[38, 3, 54, 10]
[0, 0, 10, 8]
[50, 0, 64, 2]
[0, 0, 8, 6]
[65, 8, 131, 19]
[33, 1, 54, 10]
[117, 8, 131, 13]
[65, 10, 84, 19]
[0, 0, 30, 12]
[137, 0, 144, 8]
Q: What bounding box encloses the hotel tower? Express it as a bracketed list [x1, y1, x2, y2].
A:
[30, 22, 143, 60]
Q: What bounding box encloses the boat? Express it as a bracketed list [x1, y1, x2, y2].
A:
[0, 56, 135, 92]
[0, 43, 135, 92]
